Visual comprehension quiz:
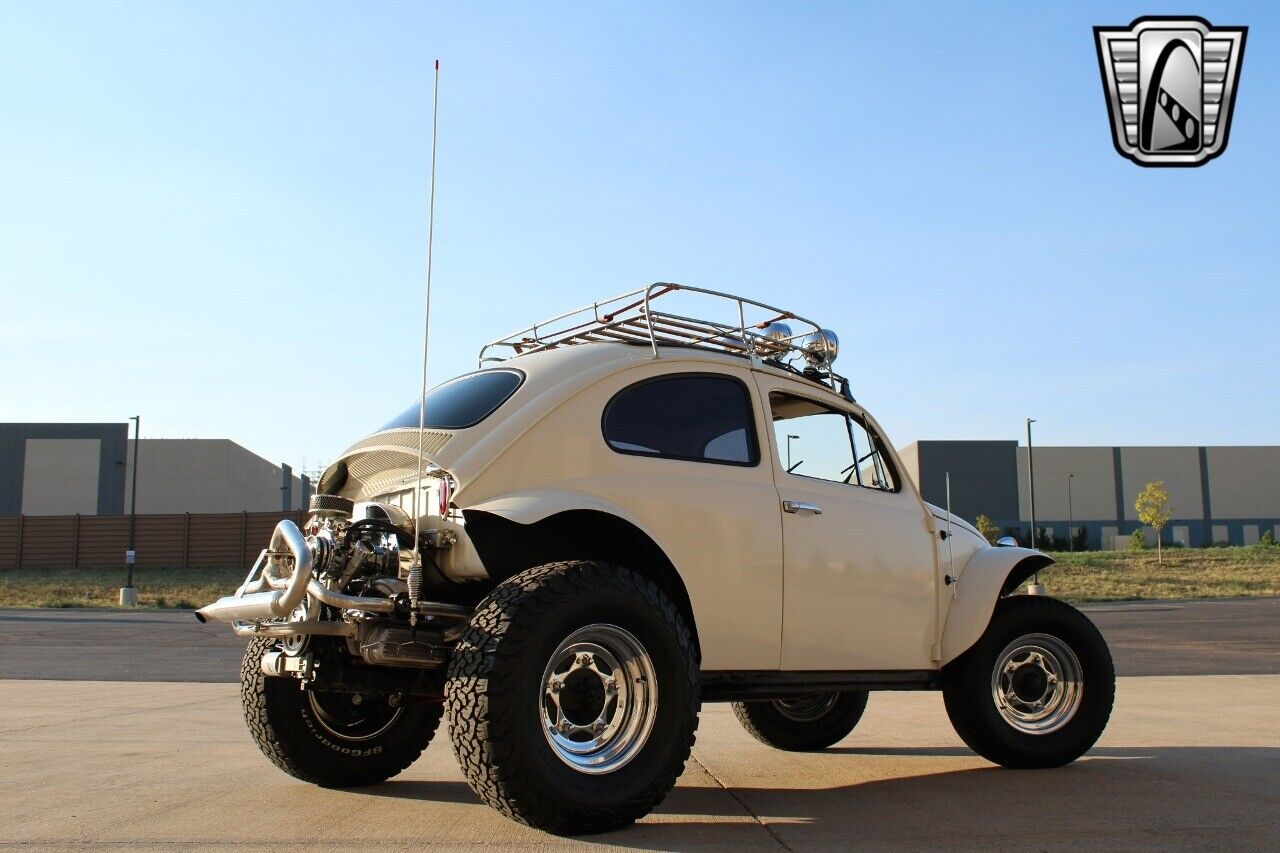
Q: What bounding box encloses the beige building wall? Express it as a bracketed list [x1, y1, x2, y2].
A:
[1205, 447, 1280, 518]
[897, 442, 920, 492]
[21, 439, 101, 515]
[1016, 447, 1116, 522]
[1118, 447, 1203, 522]
[124, 439, 302, 514]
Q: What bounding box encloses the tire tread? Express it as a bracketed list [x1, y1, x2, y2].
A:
[445, 561, 699, 835]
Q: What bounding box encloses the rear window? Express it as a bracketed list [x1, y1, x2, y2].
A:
[381, 369, 524, 431]
[601, 374, 759, 466]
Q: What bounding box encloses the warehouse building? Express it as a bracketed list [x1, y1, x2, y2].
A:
[899, 441, 1280, 549]
[0, 423, 308, 516]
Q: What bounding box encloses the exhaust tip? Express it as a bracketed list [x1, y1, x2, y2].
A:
[193, 610, 207, 623]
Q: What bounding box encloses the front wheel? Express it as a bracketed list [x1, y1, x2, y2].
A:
[733, 691, 868, 751]
[445, 561, 699, 835]
[240, 637, 442, 787]
[942, 596, 1114, 769]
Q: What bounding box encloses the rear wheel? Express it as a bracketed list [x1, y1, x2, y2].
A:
[240, 637, 442, 787]
[445, 561, 699, 835]
[942, 596, 1114, 769]
[733, 691, 869, 751]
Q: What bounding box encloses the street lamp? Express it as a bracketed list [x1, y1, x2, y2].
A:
[786, 434, 799, 471]
[1067, 473, 1076, 552]
[1026, 418, 1044, 594]
[120, 415, 140, 606]
[1026, 418, 1038, 547]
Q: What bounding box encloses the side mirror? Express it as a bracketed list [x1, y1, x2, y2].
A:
[995, 536, 1018, 547]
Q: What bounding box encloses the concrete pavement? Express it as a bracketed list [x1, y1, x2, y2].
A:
[3, 675, 1277, 851]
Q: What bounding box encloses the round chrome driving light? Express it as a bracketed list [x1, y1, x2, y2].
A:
[801, 328, 840, 367]
[760, 321, 793, 342]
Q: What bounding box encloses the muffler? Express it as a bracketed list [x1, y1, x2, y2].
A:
[195, 520, 314, 624]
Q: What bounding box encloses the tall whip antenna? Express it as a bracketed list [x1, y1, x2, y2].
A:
[409, 59, 441, 628]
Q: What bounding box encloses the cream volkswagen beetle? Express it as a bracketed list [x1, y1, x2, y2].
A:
[197, 284, 1114, 835]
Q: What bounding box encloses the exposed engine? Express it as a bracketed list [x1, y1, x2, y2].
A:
[194, 493, 473, 696]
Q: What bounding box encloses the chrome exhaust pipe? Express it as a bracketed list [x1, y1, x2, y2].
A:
[195, 520, 314, 624]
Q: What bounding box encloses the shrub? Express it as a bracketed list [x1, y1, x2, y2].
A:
[1129, 529, 1148, 551]
[1260, 529, 1277, 548]
[975, 514, 1000, 545]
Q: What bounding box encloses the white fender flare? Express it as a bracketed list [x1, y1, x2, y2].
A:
[466, 488, 662, 538]
[939, 546, 1055, 665]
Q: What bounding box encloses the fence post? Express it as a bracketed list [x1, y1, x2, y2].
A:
[240, 511, 248, 567]
[15, 514, 24, 570]
[72, 514, 81, 568]
[182, 512, 191, 569]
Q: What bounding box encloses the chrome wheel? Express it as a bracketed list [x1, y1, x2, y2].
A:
[771, 693, 840, 723]
[306, 691, 403, 742]
[991, 633, 1083, 735]
[540, 623, 658, 775]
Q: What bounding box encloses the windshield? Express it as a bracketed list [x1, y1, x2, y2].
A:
[380, 369, 524, 431]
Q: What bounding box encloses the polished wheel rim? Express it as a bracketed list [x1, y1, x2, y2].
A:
[991, 633, 1083, 734]
[771, 692, 839, 722]
[540, 623, 658, 775]
[306, 691, 403, 742]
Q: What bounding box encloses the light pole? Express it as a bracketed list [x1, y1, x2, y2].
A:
[1026, 418, 1037, 547]
[1026, 418, 1044, 594]
[786, 434, 799, 471]
[120, 415, 140, 606]
[1067, 473, 1076, 552]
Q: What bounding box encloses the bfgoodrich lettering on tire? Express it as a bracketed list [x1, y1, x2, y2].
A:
[240, 637, 442, 787]
[942, 596, 1114, 769]
[445, 561, 699, 835]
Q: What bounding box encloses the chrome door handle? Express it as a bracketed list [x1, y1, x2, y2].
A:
[782, 500, 822, 515]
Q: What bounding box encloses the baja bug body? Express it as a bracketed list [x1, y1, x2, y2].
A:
[198, 284, 1114, 835]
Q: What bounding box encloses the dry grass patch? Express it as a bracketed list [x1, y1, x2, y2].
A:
[0, 566, 244, 609]
[3, 547, 1279, 609]
[1024, 546, 1280, 602]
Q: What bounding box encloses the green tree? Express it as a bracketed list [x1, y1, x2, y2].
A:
[975, 514, 1000, 545]
[1128, 529, 1147, 551]
[1260, 528, 1277, 547]
[1134, 480, 1174, 562]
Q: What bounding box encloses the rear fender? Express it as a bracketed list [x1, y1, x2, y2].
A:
[939, 547, 1055, 665]
[465, 488, 655, 533]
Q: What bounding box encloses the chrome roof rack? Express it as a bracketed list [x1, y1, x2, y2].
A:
[478, 282, 848, 393]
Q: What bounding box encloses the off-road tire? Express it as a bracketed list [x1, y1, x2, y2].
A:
[445, 561, 700, 836]
[240, 637, 442, 787]
[732, 691, 869, 751]
[942, 595, 1114, 769]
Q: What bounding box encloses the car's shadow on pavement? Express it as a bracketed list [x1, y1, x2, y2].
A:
[366, 745, 1279, 849]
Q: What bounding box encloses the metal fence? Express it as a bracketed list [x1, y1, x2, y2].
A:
[0, 511, 306, 570]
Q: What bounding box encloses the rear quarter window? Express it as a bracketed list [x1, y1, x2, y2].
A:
[381, 369, 524, 431]
[601, 374, 759, 466]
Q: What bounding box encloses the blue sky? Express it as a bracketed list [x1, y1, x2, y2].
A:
[1, 2, 1275, 475]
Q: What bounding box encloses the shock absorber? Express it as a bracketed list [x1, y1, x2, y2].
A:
[407, 555, 423, 630]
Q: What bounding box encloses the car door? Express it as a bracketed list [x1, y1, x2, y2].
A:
[756, 378, 938, 671]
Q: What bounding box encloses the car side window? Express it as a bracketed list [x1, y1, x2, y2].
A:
[602, 374, 759, 466]
[769, 392, 897, 491]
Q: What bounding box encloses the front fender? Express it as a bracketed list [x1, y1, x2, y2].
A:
[939, 546, 1054, 665]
